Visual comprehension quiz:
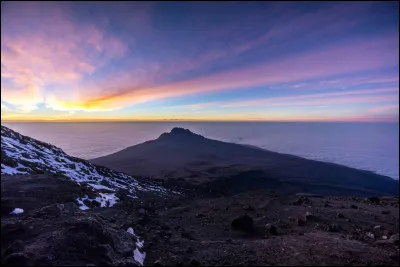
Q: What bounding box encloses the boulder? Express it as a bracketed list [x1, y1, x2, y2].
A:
[264, 223, 278, 235]
[305, 212, 318, 222]
[336, 213, 345, 219]
[297, 218, 306, 226]
[231, 215, 254, 233]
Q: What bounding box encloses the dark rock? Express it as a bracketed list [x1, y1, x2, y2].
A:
[294, 197, 310, 205]
[350, 204, 358, 209]
[195, 213, 206, 218]
[336, 213, 345, 219]
[4, 240, 24, 256]
[243, 205, 254, 211]
[297, 218, 306, 226]
[190, 259, 200, 266]
[181, 231, 194, 240]
[305, 212, 318, 222]
[138, 208, 146, 215]
[2, 252, 30, 266]
[265, 223, 278, 235]
[231, 215, 254, 233]
[368, 197, 380, 204]
[325, 223, 339, 232]
[381, 210, 390, 215]
[161, 224, 170, 230]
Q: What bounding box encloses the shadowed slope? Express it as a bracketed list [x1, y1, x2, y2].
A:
[91, 128, 399, 197]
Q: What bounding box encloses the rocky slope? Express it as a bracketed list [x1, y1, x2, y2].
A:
[1, 125, 176, 209]
[0, 125, 178, 266]
[1, 174, 152, 266]
[91, 127, 399, 197]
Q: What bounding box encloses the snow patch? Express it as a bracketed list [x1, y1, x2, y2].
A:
[1, 163, 29, 175]
[133, 248, 146, 266]
[87, 183, 115, 191]
[127, 227, 146, 266]
[76, 195, 89, 210]
[10, 208, 24, 214]
[95, 193, 119, 207]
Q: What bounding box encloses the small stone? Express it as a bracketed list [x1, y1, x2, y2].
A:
[47, 254, 55, 261]
[294, 197, 310, 205]
[297, 218, 305, 226]
[382, 235, 388, 240]
[190, 259, 200, 266]
[231, 215, 254, 233]
[161, 225, 170, 230]
[265, 223, 278, 235]
[373, 225, 381, 230]
[139, 208, 146, 215]
[336, 213, 345, 219]
[368, 197, 380, 204]
[305, 212, 318, 221]
[243, 205, 254, 211]
[366, 232, 375, 239]
[325, 224, 339, 232]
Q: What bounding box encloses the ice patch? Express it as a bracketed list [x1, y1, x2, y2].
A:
[76, 195, 89, 210]
[133, 248, 146, 266]
[126, 227, 146, 266]
[95, 193, 119, 207]
[87, 183, 115, 191]
[10, 208, 24, 214]
[127, 227, 135, 236]
[1, 163, 29, 175]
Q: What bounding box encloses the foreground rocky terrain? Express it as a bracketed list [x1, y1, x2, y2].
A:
[1, 125, 399, 266]
[2, 174, 399, 266]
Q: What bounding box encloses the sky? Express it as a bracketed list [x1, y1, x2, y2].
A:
[1, 1, 399, 122]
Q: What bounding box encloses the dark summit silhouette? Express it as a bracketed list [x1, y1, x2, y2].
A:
[91, 127, 399, 197]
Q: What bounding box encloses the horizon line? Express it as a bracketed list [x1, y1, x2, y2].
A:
[1, 119, 399, 123]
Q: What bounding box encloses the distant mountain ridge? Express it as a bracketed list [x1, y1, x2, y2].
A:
[91, 127, 399, 197]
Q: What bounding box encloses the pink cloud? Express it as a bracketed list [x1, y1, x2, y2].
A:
[1, 2, 127, 110]
[369, 105, 399, 114]
[78, 34, 398, 110]
[221, 88, 399, 108]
